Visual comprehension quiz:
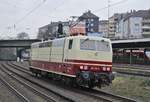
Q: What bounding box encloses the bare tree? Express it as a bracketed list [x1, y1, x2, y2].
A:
[17, 32, 30, 39]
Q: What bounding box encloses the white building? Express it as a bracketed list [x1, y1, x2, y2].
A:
[116, 10, 150, 39]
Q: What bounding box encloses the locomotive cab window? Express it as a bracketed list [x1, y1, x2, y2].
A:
[80, 39, 110, 52]
[68, 39, 73, 49]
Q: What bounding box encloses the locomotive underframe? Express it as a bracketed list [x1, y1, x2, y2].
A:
[76, 71, 114, 88]
[29, 66, 114, 88]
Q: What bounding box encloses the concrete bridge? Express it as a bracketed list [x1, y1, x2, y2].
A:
[0, 39, 40, 48]
[0, 39, 40, 61]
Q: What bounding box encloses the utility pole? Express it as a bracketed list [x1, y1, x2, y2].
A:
[107, 0, 110, 38]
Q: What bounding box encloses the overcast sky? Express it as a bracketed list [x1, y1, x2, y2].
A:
[0, 0, 150, 39]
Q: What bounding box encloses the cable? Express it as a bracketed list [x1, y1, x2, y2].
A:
[93, 0, 127, 13]
[69, 0, 128, 31]
[15, 0, 47, 25]
[0, 0, 26, 9]
[49, 0, 70, 20]
[0, 0, 46, 36]
[15, 0, 67, 31]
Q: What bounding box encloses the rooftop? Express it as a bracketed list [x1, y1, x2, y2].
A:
[79, 10, 99, 19]
[124, 9, 150, 21]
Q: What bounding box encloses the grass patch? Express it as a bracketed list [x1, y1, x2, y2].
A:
[141, 80, 150, 87]
[102, 76, 150, 102]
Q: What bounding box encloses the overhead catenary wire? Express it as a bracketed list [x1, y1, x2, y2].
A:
[0, 0, 47, 38]
[15, 0, 67, 26]
[93, 0, 127, 13]
[0, 0, 46, 30]
[14, 0, 47, 25]
[0, 0, 27, 10]
[14, 0, 69, 31]
[69, 0, 127, 28]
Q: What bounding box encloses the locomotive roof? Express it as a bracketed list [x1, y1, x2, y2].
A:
[31, 36, 110, 46]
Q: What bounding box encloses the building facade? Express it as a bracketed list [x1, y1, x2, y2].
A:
[99, 20, 108, 37]
[108, 13, 123, 39]
[116, 10, 150, 39]
[78, 10, 99, 33]
[38, 21, 69, 40]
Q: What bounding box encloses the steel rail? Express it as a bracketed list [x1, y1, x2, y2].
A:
[2, 62, 76, 102]
[0, 64, 57, 102]
[0, 72, 30, 102]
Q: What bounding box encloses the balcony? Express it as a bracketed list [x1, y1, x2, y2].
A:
[142, 20, 150, 23]
[142, 32, 150, 35]
[142, 26, 150, 29]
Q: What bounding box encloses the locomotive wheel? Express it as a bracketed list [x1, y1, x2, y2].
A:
[99, 75, 109, 87]
[76, 74, 83, 86]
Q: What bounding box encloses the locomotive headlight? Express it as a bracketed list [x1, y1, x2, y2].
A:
[80, 66, 84, 69]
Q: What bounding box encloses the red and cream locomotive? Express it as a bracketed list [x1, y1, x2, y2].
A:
[30, 36, 114, 88]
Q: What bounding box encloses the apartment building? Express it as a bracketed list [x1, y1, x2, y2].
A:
[116, 10, 150, 39]
[38, 21, 69, 40]
[108, 13, 122, 38]
[99, 20, 108, 37]
[78, 10, 99, 33]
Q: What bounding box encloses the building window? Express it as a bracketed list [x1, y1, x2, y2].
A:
[135, 24, 139, 26]
[91, 23, 94, 26]
[91, 19, 94, 22]
[91, 28, 94, 32]
[134, 23, 140, 33]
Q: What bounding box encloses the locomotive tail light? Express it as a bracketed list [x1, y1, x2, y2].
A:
[106, 67, 111, 71]
[80, 66, 84, 70]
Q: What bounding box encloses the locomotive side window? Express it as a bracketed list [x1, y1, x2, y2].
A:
[68, 39, 73, 49]
[31, 44, 39, 48]
[53, 39, 64, 47]
[48, 42, 52, 47]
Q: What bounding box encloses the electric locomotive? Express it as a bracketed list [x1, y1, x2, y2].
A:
[30, 36, 115, 88]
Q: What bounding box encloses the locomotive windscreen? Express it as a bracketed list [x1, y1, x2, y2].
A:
[80, 39, 110, 52]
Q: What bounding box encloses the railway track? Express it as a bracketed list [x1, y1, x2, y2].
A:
[113, 66, 150, 77]
[0, 68, 30, 102]
[0, 65, 58, 102]
[113, 64, 150, 70]
[69, 87, 136, 102]
[9, 61, 137, 102]
[1, 62, 76, 102]
[115, 70, 150, 77]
